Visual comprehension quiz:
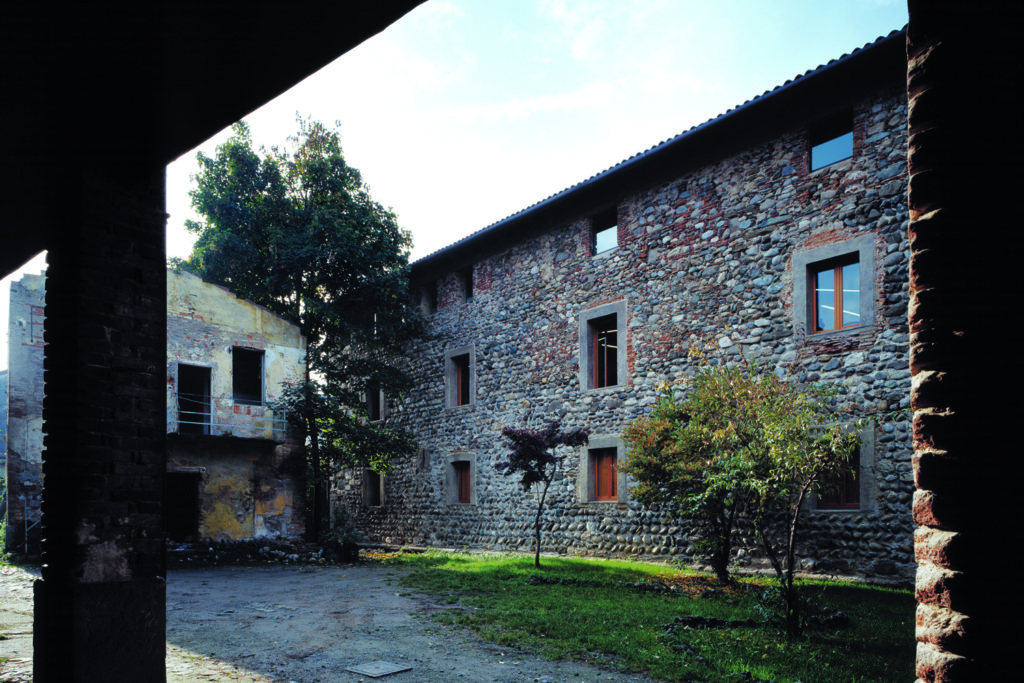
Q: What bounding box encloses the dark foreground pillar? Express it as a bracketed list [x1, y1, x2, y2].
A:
[33, 168, 167, 682]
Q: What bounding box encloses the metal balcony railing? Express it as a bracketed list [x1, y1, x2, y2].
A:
[169, 391, 288, 442]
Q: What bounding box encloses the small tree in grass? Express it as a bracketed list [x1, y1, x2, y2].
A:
[622, 342, 860, 637]
[497, 420, 590, 568]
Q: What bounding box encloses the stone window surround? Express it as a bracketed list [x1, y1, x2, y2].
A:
[577, 434, 628, 505]
[444, 344, 476, 409]
[792, 235, 875, 340]
[579, 300, 627, 391]
[362, 468, 384, 507]
[805, 423, 876, 513]
[445, 451, 477, 505]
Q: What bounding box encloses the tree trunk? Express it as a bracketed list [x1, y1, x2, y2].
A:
[533, 479, 551, 568]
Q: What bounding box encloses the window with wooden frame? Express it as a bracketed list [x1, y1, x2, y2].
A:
[591, 207, 618, 255]
[817, 447, 861, 510]
[812, 257, 860, 332]
[454, 461, 471, 504]
[447, 453, 475, 505]
[591, 315, 618, 388]
[792, 236, 875, 339]
[809, 110, 853, 171]
[591, 448, 617, 501]
[445, 345, 475, 408]
[579, 301, 626, 391]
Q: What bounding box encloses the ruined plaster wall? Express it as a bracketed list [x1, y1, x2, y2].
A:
[334, 85, 915, 582]
[166, 269, 306, 540]
[5, 274, 45, 555]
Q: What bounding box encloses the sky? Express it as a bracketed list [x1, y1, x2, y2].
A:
[165, 0, 908, 263]
[2, 1, 907, 373]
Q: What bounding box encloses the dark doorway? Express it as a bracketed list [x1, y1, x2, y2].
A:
[178, 364, 211, 435]
[166, 472, 201, 542]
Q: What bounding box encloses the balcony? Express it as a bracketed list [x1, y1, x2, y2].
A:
[168, 391, 288, 442]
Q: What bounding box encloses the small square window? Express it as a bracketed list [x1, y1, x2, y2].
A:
[592, 208, 618, 255]
[232, 347, 264, 406]
[445, 346, 475, 408]
[812, 258, 860, 332]
[810, 111, 853, 171]
[792, 235, 875, 339]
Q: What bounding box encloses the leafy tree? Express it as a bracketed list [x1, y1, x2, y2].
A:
[178, 118, 424, 536]
[497, 420, 590, 568]
[622, 344, 859, 637]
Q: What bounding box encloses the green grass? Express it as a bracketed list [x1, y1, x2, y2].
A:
[385, 551, 914, 682]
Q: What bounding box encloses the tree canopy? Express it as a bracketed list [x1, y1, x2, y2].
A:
[622, 343, 860, 636]
[178, 118, 424, 534]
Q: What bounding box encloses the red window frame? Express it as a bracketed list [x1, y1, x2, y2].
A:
[592, 315, 618, 388]
[453, 354, 471, 406]
[592, 448, 617, 501]
[812, 259, 859, 333]
[454, 461, 471, 504]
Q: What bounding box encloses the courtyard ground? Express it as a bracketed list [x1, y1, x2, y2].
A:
[0, 563, 658, 683]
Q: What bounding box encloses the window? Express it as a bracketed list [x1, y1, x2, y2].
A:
[592, 207, 618, 255]
[177, 364, 211, 435]
[459, 266, 473, 302]
[792, 235, 875, 338]
[816, 451, 860, 510]
[445, 345, 475, 408]
[810, 426, 875, 513]
[420, 282, 438, 314]
[232, 347, 264, 406]
[809, 110, 853, 171]
[592, 315, 618, 388]
[812, 258, 860, 332]
[579, 436, 626, 503]
[166, 471, 201, 541]
[362, 469, 384, 507]
[447, 453, 475, 505]
[367, 381, 383, 422]
[579, 301, 627, 390]
[592, 448, 617, 501]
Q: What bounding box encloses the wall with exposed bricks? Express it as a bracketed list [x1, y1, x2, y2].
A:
[333, 82, 915, 583]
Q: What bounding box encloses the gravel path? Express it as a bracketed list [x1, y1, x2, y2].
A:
[0, 564, 660, 683]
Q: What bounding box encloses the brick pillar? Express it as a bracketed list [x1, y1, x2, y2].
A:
[907, 3, 1017, 680]
[33, 168, 167, 682]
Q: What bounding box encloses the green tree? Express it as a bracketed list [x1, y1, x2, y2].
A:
[178, 118, 423, 537]
[622, 344, 860, 637]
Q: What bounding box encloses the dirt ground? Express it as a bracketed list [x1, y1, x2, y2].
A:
[0, 563, 659, 683]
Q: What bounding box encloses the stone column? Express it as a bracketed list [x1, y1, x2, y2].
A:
[907, 3, 1017, 680]
[33, 168, 167, 682]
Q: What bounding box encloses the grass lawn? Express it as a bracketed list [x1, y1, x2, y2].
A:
[381, 551, 914, 682]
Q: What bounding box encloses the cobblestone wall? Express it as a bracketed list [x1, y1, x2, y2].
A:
[334, 84, 913, 582]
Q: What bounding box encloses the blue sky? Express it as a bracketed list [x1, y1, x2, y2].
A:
[2, 1, 908, 371]
[165, 0, 908, 263]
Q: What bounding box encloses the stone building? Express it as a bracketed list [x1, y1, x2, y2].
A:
[4, 273, 46, 555]
[166, 269, 306, 542]
[333, 29, 915, 582]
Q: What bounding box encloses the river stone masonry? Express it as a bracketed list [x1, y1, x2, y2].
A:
[332, 41, 913, 582]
